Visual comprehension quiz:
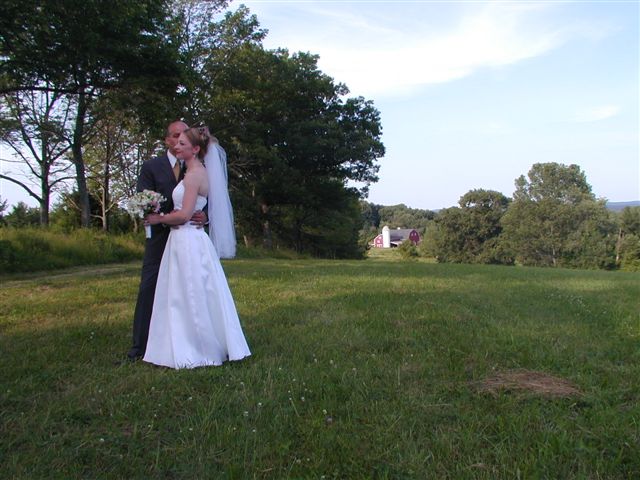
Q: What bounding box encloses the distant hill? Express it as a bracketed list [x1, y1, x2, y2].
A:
[606, 201, 640, 212]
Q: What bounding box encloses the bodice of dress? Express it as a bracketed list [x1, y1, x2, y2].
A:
[173, 181, 207, 212]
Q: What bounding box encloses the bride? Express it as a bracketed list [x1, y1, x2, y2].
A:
[142, 126, 251, 369]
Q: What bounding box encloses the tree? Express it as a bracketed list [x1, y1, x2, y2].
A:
[616, 207, 640, 270]
[502, 163, 614, 268]
[0, 88, 74, 225]
[0, 196, 7, 225]
[422, 189, 512, 264]
[378, 204, 435, 232]
[198, 41, 384, 255]
[1, 0, 185, 227]
[82, 104, 159, 232]
[3, 201, 40, 227]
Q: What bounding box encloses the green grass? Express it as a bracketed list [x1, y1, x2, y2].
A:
[0, 227, 145, 273]
[1, 259, 639, 478]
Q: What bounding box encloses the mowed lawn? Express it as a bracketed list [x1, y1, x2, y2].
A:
[1, 257, 639, 479]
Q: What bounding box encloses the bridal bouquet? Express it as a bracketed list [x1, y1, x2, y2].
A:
[127, 190, 166, 238]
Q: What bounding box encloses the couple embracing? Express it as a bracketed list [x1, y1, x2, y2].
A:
[127, 121, 251, 369]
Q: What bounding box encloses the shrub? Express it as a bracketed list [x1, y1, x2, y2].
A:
[397, 240, 418, 259]
[0, 228, 144, 273]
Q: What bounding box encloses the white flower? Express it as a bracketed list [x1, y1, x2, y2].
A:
[126, 190, 166, 218]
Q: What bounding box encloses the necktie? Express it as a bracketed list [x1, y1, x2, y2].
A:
[173, 161, 181, 181]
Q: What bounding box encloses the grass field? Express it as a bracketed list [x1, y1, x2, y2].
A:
[1, 257, 639, 478]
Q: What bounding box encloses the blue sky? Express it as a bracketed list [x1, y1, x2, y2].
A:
[1, 0, 638, 210]
[241, 0, 639, 209]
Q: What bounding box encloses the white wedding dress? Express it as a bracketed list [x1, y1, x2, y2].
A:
[143, 181, 251, 369]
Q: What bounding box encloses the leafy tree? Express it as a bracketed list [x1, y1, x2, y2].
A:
[0, 0, 184, 227]
[198, 41, 384, 256]
[616, 207, 640, 270]
[361, 201, 382, 229]
[3, 201, 40, 227]
[501, 163, 614, 268]
[49, 191, 103, 231]
[0, 196, 8, 225]
[422, 189, 511, 264]
[397, 238, 418, 259]
[83, 104, 159, 232]
[378, 204, 435, 233]
[359, 201, 383, 248]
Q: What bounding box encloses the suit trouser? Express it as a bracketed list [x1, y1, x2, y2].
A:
[129, 261, 161, 358]
[129, 229, 168, 358]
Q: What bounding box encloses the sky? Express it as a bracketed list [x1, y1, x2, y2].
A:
[1, 0, 638, 211]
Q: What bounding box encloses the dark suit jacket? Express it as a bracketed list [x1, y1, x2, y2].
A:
[137, 154, 179, 266]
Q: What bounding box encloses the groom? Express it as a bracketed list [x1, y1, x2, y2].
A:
[127, 120, 205, 361]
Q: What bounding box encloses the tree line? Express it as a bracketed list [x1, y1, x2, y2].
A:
[362, 163, 640, 271]
[0, 0, 384, 258]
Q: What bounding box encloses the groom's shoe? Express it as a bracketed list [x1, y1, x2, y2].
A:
[113, 351, 143, 365]
[113, 354, 142, 366]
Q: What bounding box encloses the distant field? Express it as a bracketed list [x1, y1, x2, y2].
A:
[1, 258, 638, 478]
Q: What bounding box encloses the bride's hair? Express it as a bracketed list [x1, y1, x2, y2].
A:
[183, 126, 211, 161]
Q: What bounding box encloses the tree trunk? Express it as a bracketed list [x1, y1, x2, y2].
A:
[101, 159, 110, 232]
[260, 202, 272, 249]
[39, 189, 49, 226]
[615, 227, 623, 264]
[40, 153, 50, 226]
[73, 88, 90, 228]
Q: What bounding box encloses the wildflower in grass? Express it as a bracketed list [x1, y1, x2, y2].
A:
[243, 411, 249, 417]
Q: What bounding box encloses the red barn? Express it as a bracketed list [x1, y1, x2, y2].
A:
[372, 227, 421, 248]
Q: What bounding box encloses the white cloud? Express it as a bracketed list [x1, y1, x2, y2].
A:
[573, 105, 621, 122]
[253, 2, 610, 98]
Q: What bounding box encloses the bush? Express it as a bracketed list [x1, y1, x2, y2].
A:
[0, 227, 144, 273]
[397, 240, 418, 259]
[619, 234, 640, 271]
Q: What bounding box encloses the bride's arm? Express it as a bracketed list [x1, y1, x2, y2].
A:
[146, 174, 200, 226]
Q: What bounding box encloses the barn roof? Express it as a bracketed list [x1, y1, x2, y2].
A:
[389, 228, 419, 242]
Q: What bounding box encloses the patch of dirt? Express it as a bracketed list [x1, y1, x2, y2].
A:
[475, 369, 582, 398]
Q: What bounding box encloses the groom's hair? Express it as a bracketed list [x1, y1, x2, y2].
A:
[183, 126, 211, 160]
[165, 120, 189, 139]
